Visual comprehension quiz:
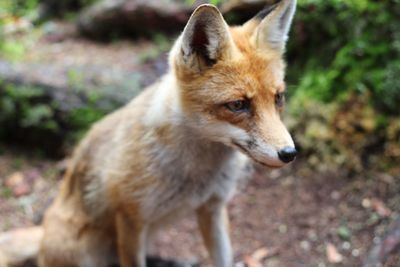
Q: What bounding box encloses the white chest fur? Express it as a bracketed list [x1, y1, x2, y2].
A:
[141, 138, 252, 223]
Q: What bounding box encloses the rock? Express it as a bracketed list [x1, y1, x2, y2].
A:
[4, 172, 33, 197]
[221, 0, 279, 24]
[370, 198, 392, 218]
[76, 0, 281, 39]
[38, 0, 91, 19]
[243, 255, 263, 267]
[363, 216, 400, 267]
[13, 183, 32, 197]
[0, 50, 167, 156]
[78, 0, 195, 40]
[5, 172, 25, 188]
[326, 243, 343, 263]
[73, 0, 287, 40]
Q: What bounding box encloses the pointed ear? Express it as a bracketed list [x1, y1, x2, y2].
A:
[249, 0, 296, 53]
[177, 4, 236, 71]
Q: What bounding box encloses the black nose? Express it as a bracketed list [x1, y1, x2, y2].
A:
[278, 147, 297, 163]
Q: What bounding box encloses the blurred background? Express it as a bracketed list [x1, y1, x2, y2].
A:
[0, 0, 399, 266]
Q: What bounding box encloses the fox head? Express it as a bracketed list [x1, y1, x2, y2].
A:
[170, 0, 297, 168]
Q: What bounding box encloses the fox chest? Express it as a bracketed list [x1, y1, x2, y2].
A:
[141, 151, 251, 223]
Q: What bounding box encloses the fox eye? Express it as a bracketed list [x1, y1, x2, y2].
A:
[225, 99, 250, 112]
[275, 92, 285, 108]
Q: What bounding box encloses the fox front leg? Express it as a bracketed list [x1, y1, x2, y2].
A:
[197, 199, 233, 267]
[116, 211, 148, 267]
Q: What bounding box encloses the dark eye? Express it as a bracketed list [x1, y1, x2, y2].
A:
[275, 92, 285, 108]
[225, 99, 251, 112]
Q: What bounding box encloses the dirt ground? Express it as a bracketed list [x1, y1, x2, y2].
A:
[0, 145, 399, 267]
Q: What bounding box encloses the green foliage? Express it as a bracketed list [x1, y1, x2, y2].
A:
[0, 0, 39, 18]
[209, 0, 223, 5]
[185, 0, 223, 6]
[0, 81, 115, 154]
[0, 187, 12, 198]
[21, 105, 55, 128]
[0, 83, 58, 133]
[337, 226, 351, 240]
[152, 33, 171, 51]
[285, 0, 400, 173]
[0, 40, 26, 61]
[138, 33, 172, 63]
[67, 69, 85, 89]
[0, 0, 40, 61]
[0, 82, 108, 136]
[287, 0, 400, 114]
[67, 93, 107, 141]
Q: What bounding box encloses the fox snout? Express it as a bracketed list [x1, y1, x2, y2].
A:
[230, 119, 297, 168]
[229, 133, 295, 168]
[249, 140, 297, 168]
[278, 146, 297, 163]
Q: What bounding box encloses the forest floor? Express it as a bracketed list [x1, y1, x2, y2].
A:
[0, 145, 399, 267]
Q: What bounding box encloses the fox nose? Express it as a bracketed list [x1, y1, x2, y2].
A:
[278, 146, 297, 163]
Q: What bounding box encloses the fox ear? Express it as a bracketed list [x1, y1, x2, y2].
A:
[248, 0, 296, 53]
[177, 4, 235, 70]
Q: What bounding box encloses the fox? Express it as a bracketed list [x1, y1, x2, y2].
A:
[0, 1, 298, 267]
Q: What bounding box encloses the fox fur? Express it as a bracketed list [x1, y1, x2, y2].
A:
[0, 1, 297, 267]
